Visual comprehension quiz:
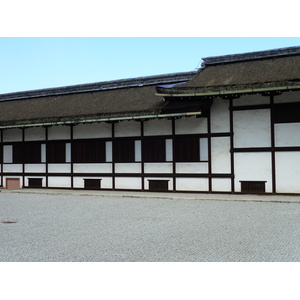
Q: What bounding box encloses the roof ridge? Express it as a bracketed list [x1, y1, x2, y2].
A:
[202, 46, 300, 66]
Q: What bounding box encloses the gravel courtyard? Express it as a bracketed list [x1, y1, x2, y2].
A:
[1, 190, 300, 262]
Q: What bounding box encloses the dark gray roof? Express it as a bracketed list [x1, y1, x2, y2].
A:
[156, 46, 300, 96]
[0, 71, 198, 128]
[202, 46, 300, 66]
[0, 71, 197, 102]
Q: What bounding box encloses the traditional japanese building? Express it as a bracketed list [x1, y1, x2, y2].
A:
[1, 46, 300, 194]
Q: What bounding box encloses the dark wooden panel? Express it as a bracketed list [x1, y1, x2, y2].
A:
[273, 102, 300, 123]
[28, 178, 43, 188]
[84, 179, 101, 190]
[47, 141, 66, 163]
[113, 139, 135, 163]
[174, 136, 199, 162]
[142, 137, 166, 162]
[148, 180, 169, 192]
[73, 140, 105, 163]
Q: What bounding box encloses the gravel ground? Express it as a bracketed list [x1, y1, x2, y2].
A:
[1, 191, 300, 262]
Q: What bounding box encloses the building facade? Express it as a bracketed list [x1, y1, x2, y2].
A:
[1, 46, 300, 194]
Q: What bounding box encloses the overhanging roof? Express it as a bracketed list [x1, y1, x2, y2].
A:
[156, 46, 300, 97]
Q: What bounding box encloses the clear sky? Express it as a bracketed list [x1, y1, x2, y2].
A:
[1, 37, 300, 94]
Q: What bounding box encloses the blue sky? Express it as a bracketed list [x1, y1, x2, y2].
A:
[1, 37, 300, 94]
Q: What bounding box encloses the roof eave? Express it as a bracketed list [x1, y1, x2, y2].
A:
[155, 84, 300, 98]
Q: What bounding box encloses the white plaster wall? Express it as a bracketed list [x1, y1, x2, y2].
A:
[65, 143, 71, 162]
[25, 177, 46, 187]
[234, 153, 272, 193]
[25, 164, 46, 173]
[41, 144, 46, 163]
[144, 119, 172, 136]
[115, 163, 141, 173]
[48, 126, 71, 140]
[3, 176, 23, 188]
[175, 116, 207, 134]
[48, 164, 71, 173]
[73, 177, 112, 189]
[115, 177, 142, 190]
[200, 138, 209, 161]
[176, 178, 209, 191]
[210, 99, 230, 133]
[275, 123, 300, 147]
[3, 164, 22, 173]
[73, 163, 112, 173]
[3, 145, 12, 163]
[212, 178, 231, 192]
[274, 91, 300, 104]
[233, 109, 271, 148]
[73, 123, 111, 139]
[24, 127, 45, 141]
[115, 120, 141, 137]
[233, 94, 270, 106]
[144, 163, 173, 173]
[48, 176, 71, 188]
[211, 137, 231, 173]
[176, 162, 208, 174]
[275, 152, 300, 193]
[106, 141, 113, 162]
[144, 177, 173, 190]
[3, 129, 22, 142]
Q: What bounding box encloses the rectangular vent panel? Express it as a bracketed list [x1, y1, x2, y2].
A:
[84, 179, 101, 190]
[240, 181, 266, 193]
[28, 178, 43, 188]
[148, 180, 169, 192]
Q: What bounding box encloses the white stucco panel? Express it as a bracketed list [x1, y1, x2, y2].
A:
[144, 163, 173, 173]
[211, 137, 231, 173]
[48, 164, 71, 173]
[212, 179, 231, 192]
[48, 126, 71, 140]
[115, 120, 141, 137]
[144, 119, 172, 136]
[275, 152, 300, 193]
[3, 129, 22, 142]
[175, 116, 207, 134]
[115, 163, 141, 173]
[234, 153, 272, 193]
[210, 99, 230, 133]
[176, 162, 208, 174]
[176, 178, 209, 191]
[24, 127, 45, 141]
[275, 123, 300, 147]
[233, 109, 271, 148]
[48, 176, 71, 188]
[25, 164, 46, 173]
[115, 177, 142, 190]
[73, 123, 112, 139]
[233, 94, 270, 106]
[3, 164, 22, 173]
[73, 163, 112, 173]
